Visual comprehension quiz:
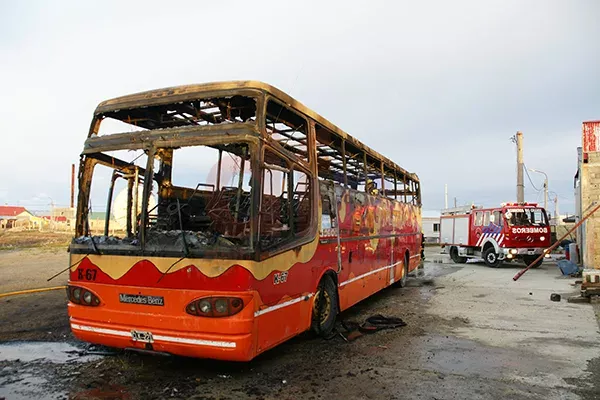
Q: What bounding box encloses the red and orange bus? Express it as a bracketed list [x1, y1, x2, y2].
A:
[67, 81, 422, 361]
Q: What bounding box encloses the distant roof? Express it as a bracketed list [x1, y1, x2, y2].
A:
[41, 215, 68, 222]
[89, 212, 116, 221]
[0, 206, 30, 218]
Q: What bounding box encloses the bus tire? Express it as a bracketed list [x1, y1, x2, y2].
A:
[523, 255, 543, 268]
[398, 253, 409, 288]
[483, 247, 500, 268]
[311, 275, 338, 337]
[450, 246, 467, 264]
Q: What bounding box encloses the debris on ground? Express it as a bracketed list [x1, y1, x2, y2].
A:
[568, 296, 590, 304]
[333, 314, 407, 342]
[558, 260, 580, 276]
[550, 293, 561, 302]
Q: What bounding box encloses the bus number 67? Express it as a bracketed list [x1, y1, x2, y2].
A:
[78, 269, 97, 281]
[273, 271, 288, 285]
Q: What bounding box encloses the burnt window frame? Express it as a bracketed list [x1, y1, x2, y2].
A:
[264, 97, 311, 166]
[258, 144, 314, 258]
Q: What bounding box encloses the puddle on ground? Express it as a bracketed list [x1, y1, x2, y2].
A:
[0, 370, 66, 400]
[0, 342, 101, 400]
[0, 341, 100, 364]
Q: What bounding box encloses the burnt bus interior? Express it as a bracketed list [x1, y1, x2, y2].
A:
[79, 94, 312, 255]
[76, 88, 419, 256]
[264, 99, 420, 204]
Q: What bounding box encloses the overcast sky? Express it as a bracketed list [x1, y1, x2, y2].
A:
[1, 0, 599, 215]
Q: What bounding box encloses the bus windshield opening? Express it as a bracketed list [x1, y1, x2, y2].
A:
[75, 142, 255, 256]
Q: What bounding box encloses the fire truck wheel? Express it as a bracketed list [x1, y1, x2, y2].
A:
[483, 247, 501, 268]
[523, 255, 543, 268]
[450, 247, 468, 264]
[311, 275, 338, 337]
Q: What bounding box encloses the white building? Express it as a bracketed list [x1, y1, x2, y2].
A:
[422, 211, 441, 243]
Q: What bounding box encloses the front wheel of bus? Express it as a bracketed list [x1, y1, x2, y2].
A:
[311, 276, 338, 337]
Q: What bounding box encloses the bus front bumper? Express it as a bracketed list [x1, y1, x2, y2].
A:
[69, 317, 255, 361]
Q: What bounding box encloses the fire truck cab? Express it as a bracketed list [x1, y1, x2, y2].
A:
[440, 203, 550, 268]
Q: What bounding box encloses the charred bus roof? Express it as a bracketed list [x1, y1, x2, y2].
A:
[93, 80, 419, 184]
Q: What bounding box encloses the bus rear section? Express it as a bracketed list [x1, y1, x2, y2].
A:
[67, 255, 264, 361]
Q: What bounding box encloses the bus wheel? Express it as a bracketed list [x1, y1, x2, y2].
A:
[398, 254, 409, 288]
[523, 255, 543, 268]
[311, 276, 338, 337]
[483, 247, 500, 268]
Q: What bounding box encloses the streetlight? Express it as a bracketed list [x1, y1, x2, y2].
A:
[40, 195, 55, 230]
[528, 168, 548, 211]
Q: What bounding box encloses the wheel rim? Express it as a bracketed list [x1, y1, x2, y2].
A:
[487, 253, 496, 263]
[313, 290, 331, 325]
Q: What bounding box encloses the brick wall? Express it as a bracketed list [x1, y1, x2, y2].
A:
[581, 151, 600, 268]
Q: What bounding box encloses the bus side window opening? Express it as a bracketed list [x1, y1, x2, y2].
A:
[259, 150, 312, 250]
[321, 194, 337, 230]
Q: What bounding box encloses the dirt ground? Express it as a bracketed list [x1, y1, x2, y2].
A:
[0, 231, 71, 250]
[1, 247, 600, 400]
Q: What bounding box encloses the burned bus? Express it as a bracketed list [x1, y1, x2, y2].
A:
[67, 81, 421, 361]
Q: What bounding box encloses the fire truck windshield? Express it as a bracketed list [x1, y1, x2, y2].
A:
[506, 208, 548, 227]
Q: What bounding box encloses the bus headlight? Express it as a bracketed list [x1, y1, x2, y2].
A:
[82, 291, 92, 305]
[67, 285, 100, 306]
[198, 299, 212, 314]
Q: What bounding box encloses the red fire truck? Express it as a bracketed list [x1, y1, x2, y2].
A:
[440, 203, 550, 268]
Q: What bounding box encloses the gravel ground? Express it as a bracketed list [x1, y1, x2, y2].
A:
[1, 247, 599, 400]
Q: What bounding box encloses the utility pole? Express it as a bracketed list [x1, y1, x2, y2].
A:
[70, 164, 75, 209]
[543, 178, 548, 211]
[516, 131, 524, 203]
[444, 184, 448, 209]
[554, 195, 559, 225]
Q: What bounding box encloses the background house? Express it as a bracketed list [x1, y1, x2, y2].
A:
[422, 211, 441, 243]
[0, 206, 41, 229]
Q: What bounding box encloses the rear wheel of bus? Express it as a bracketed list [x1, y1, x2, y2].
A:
[311, 275, 338, 337]
[397, 252, 409, 288]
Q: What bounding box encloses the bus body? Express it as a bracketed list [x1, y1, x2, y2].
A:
[67, 81, 421, 361]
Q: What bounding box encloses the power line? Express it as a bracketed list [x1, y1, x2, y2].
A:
[523, 164, 543, 192]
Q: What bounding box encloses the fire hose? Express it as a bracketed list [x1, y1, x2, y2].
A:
[513, 202, 600, 281]
[0, 286, 66, 299]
